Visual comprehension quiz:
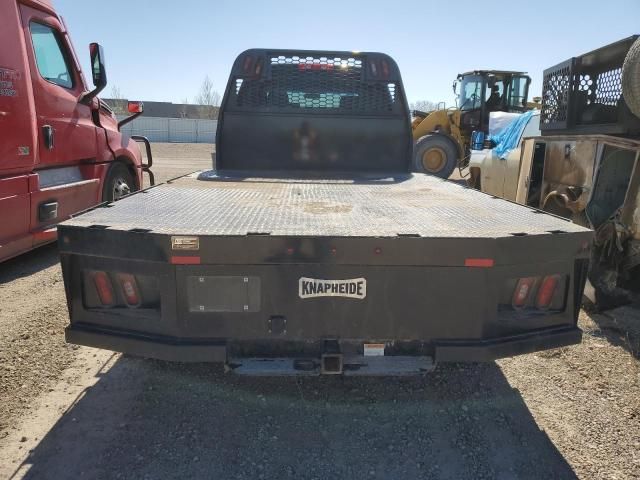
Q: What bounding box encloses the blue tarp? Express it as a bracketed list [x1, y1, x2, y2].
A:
[489, 110, 535, 159]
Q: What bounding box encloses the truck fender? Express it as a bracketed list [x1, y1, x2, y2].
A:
[411, 109, 452, 141]
[111, 140, 144, 190]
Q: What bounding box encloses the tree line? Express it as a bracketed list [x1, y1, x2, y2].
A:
[108, 76, 221, 119]
[110, 80, 440, 119]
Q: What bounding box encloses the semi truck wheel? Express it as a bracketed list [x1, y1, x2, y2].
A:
[413, 134, 458, 179]
[623, 36, 640, 118]
[103, 162, 136, 202]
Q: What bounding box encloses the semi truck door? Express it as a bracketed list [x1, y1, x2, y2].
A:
[0, 0, 37, 174]
[20, 6, 97, 167]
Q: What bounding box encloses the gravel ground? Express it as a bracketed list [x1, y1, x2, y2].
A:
[1, 143, 639, 479]
[0, 244, 74, 436]
[0, 143, 212, 439]
[141, 142, 214, 186]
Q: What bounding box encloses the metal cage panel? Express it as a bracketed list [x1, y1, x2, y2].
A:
[540, 36, 640, 136]
[541, 59, 574, 131]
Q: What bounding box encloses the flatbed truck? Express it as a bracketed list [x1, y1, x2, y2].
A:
[59, 49, 592, 375]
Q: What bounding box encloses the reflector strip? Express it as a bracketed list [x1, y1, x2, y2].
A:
[170, 256, 201, 265]
[33, 227, 57, 243]
[464, 258, 494, 268]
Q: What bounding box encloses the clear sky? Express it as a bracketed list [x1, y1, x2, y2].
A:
[56, 0, 639, 106]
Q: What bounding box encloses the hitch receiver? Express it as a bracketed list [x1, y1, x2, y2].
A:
[320, 353, 344, 375]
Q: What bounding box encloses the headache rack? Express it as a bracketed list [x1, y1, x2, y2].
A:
[540, 35, 640, 137]
[227, 50, 403, 115]
[215, 49, 413, 173]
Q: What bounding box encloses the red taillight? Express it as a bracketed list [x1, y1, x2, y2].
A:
[503, 274, 566, 313]
[242, 55, 253, 72]
[297, 63, 334, 71]
[512, 277, 537, 308]
[381, 59, 390, 78]
[92, 271, 115, 306]
[536, 275, 560, 309]
[117, 273, 140, 307]
[254, 58, 263, 76]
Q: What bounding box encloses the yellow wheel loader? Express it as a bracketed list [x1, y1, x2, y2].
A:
[411, 70, 532, 178]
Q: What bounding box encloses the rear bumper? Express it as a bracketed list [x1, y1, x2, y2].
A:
[434, 326, 581, 362]
[65, 323, 581, 365]
[59, 227, 591, 373]
[66, 325, 227, 363]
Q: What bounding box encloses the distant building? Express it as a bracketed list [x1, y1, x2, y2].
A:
[102, 98, 219, 119]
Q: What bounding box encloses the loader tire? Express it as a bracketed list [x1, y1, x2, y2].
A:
[413, 134, 458, 179]
[622, 36, 640, 118]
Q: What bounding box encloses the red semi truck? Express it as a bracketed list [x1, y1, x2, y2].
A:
[0, 0, 152, 263]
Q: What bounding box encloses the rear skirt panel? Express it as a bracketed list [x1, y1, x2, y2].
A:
[59, 227, 590, 366]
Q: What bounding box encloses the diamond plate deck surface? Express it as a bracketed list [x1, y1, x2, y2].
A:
[64, 172, 590, 238]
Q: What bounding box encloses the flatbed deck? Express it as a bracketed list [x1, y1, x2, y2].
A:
[65, 171, 586, 238]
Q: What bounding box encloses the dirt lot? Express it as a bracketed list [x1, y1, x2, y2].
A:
[1, 143, 639, 479]
[140, 142, 214, 185]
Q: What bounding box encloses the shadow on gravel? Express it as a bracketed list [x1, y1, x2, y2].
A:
[0, 243, 59, 285]
[13, 357, 577, 480]
[588, 305, 640, 359]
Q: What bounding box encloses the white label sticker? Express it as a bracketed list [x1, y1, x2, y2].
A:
[364, 343, 385, 356]
[298, 277, 366, 299]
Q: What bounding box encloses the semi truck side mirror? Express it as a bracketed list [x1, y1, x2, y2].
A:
[90, 43, 107, 88]
[81, 43, 107, 104]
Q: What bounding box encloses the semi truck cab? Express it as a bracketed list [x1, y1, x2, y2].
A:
[0, 0, 151, 262]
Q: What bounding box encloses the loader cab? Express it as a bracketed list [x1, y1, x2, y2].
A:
[455, 70, 531, 135]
